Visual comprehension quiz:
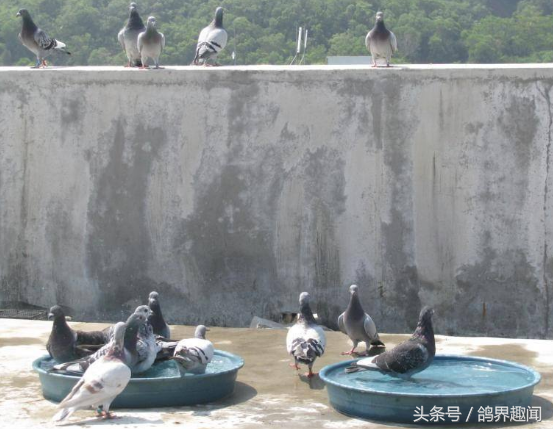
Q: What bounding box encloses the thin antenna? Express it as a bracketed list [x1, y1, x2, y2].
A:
[290, 26, 302, 65]
[300, 29, 308, 65]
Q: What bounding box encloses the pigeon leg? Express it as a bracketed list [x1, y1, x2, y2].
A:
[341, 347, 357, 355]
[41, 59, 48, 68]
[102, 410, 119, 419]
[305, 364, 317, 378]
[289, 360, 300, 370]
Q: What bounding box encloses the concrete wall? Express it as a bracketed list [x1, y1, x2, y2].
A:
[0, 65, 552, 338]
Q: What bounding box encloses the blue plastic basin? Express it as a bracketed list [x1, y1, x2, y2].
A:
[319, 355, 541, 424]
[33, 350, 244, 408]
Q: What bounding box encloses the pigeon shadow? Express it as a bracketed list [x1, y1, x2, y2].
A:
[298, 373, 325, 390]
[60, 413, 164, 426]
[190, 381, 257, 417]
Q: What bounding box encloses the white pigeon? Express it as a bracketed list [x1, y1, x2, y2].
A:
[137, 16, 165, 69]
[365, 11, 397, 67]
[286, 292, 326, 378]
[171, 325, 214, 374]
[192, 7, 228, 66]
[52, 322, 131, 422]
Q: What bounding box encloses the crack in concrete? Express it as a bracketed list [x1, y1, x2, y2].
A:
[537, 82, 553, 338]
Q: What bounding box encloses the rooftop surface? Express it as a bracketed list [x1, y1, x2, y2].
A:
[0, 319, 552, 428]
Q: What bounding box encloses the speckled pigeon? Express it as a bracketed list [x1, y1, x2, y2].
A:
[137, 16, 165, 69]
[53, 322, 131, 422]
[192, 7, 228, 66]
[46, 306, 107, 364]
[16, 9, 71, 68]
[118, 2, 146, 67]
[147, 291, 170, 339]
[171, 325, 214, 374]
[365, 11, 397, 67]
[338, 285, 385, 355]
[346, 307, 435, 378]
[286, 292, 326, 378]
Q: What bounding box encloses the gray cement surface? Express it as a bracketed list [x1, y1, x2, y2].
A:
[0, 319, 552, 428]
[1, 65, 553, 338]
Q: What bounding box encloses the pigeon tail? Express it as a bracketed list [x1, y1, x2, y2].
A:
[52, 407, 72, 422]
[54, 40, 71, 55]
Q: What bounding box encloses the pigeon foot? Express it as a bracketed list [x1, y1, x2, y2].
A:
[305, 371, 318, 378]
[101, 411, 119, 419]
[341, 348, 356, 355]
[289, 363, 300, 370]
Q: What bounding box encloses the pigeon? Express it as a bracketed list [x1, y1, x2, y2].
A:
[137, 16, 165, 69]
[102, 304, 151, 340]
[16, 9, 71, 68]
[147, 291, 170, 339]
[46, 306, 108, 364]
[133, 321, 161, 373]
[52, 321, 131, 422]
[346, 306, 435, 378]
[365, 11, 397, 67]
[118, 2, 146, 67]
[171, 325, 214, 374]
[52, 310, 148, 374]
[286, 292, 326, 378]
[192, 7, 228, 66]
[338, 285, 385, 356]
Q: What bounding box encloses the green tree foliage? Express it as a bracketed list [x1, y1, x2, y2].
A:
[0, 0, 551, 66]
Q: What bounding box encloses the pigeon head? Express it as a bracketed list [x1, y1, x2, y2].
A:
[130, 2, 138, 11]
[48, 305, 65, 320]
[214, 7, 224, 27]
[299, 292, 310, 305]
[376, 11, 385, 23]
[195, 325, 209, 339]
[349, 284, 359, 295]
[16, 9, 30, 18]
[417, 306, 435, 327]
[149, 291, 159, 300]
[126, 311, 147, 327]
[134, 304, 152, 318]
[147, 16, 157, 27]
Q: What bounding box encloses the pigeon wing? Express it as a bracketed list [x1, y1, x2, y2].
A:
[34, 28, 55, 50]
[374, 341, 427, 374]
[337, 312, 347, 335]
[137, 32, 144, 53]
[160, 32, 165, 51]
[118, 28, 126, 50]
[390, 31, 398, 53]
[363, 314, 378, 340]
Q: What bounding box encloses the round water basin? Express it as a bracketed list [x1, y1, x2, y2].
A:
[33, 350, 244, 408]
[320, 355, 541, 424]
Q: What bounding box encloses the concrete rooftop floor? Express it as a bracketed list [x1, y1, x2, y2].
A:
[0, 319, 552, 428]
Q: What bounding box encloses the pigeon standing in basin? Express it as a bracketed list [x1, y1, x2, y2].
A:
[192, 7, 228, 66]
[171, 325, 214, 374]
[346, 307, 435, 378]
[16, 9, 71, 68]
[137, 16, 165, 69]
[365, 11, 397, 67]
[118, 2, 146, 67]
[46, 306, 107, 363]
[53, 322, 131, 422]
[286, 292, 326, 378]
[147, 291, 170, 339]
[338, 285, 385, 355]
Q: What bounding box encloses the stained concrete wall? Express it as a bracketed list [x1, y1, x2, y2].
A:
[0, 65, 552, 338]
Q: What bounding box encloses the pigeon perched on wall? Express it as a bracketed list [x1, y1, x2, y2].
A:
[338, 285, 385, 355]
[346, 307, 435, 378]
[171, 325, 214, 374]
[286, 292, 326, 378]
[365, 11, 397, 67]
[147, 291, 170, 339]
[16, 9, 71, 68]
[52, 310, 148, 374]
[46, 306, 107, 363]
[118, 2, 146, 67]
[137, 16, 165, 69]
[52, 322, 131, 422]
[192, 7, 228, 66]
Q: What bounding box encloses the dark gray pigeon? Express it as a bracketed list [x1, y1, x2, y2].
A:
[118, 2, 146, 67]
[16, 9, 71, 68]
[52, 311, 148, 374]
[192, 7, 228, 66]
[338, 285, 384, 355]
[365, 11, 397, 67]
[46, 306, 107, 364]
[137, 16, 165, 69]
[346, 307, 435, 378]
[147, 291, 170, 339]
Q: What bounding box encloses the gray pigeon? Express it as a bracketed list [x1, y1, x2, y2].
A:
[118, 2, 146, 67]
[286, 292, 326, 378]
[137, 16, 165, 69]
[171, 325, 214, 374]
[53, 321, 131, 422]
[365, 11, 397, 67]
[147, 291, 170, 339]
[46, 306, 107, 364]
[338, 285, 385, 356]
[192, 7, 228, 66]
[346, 307, 435, 378]
[16, 9, 71, 68]
[52, 310, 148, 374]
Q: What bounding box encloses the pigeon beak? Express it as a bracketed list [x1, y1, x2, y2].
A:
[47, 313, 54, 320]
[16, 12, 21, 17]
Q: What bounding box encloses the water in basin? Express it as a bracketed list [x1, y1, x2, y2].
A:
[326, 358, 536, 395]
